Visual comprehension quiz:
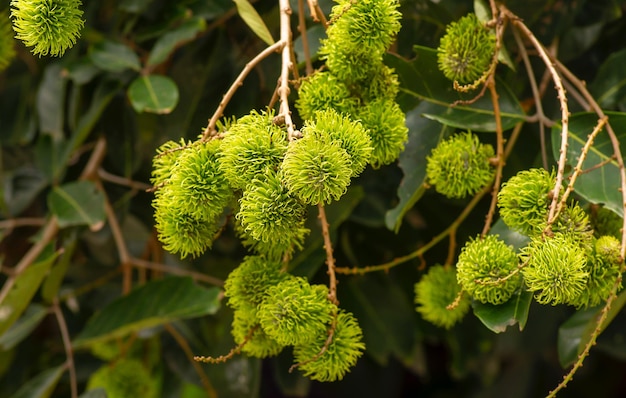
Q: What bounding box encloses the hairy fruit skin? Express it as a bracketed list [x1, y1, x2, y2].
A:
[498, 168, 556, 236]
[357, 98, 408, 168]
[295, 71, 358, 121]
[237, 171, 310, 259]
[86, 359, 157, 398]
[232, 309, 285, 358]
[258, 277, 336, 346]
[521, 233, 589, 306]
[456, 235, 521, 305]
[414, 265, 470, 329]
[293, 310, 365, 382]
[11, 0, 84, 56]
[426, 132, 495, 199]
[437, 13, 496, 84]
[282, 135, 353, 204]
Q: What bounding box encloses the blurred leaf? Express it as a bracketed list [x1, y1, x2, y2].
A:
[589, 48, 626, 109]
[41, 234, 77, 302]
[90, 40, 141, 73]
[36, 63, 67, 139]
[8, 366, 65, 398]
[35, 135, 69, 184]
[0, 245, 58, 337]
[47, 181, 106, 230]
[147, 17, 207, 67]
[293, 24, 325, 64]
[119, 0, 154, 13]
[127, 75, 180, 114]
[0, 304, 48, 350]
[557, 306, 601, 367]
[78, 389, 107, 398]
[472, 289, 533, 333]
[558, 290, 626, 367]
[233, 0, 275, 45]
[73, 277, 221, 348]
[387, 46, 525, 131]
[63, 58, 101, 85]
[385, 102, 448, 232]
[344, 275, 419, 365]
[550, 111, 626, 217]
[2, 167, 48, 217]
[489, 218, 530, 250]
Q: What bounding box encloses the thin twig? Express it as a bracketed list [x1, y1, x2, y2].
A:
[165, 324, 217, 398]
[98, 169, 151, 191]
[481, 80, 505, 236]
[555, 116, 608, 217]
[504, 7, 570, 227]
[194, 324, 258, 364]
[0, 218, 46, 230]
[512, 26, 549, 169]
[290, 311, 337, 372]
[278, 0, 297, 141]
[318, 203, 338, 304]
[130, 258, 223, 286]
[202, 40, 286, 139]
[297, 0, 313, 75]
[53, 298, 77, 398]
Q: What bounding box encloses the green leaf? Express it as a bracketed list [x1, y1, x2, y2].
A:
[78, 389, 107, 398]
[41, 234, 77, 302]
[118, 0, 154, 13]
[387, 46, 525, 131]
[293, 24, 325, 64]
[127, 75, 180, 114]
[89, 40, 141, 73]
[0, 245, 58, 337]
[147, 17, 207, 67]
[385, 102, 448, 232]
[489, 218, 530, 250]
[73, 277, 221, 348]
[9, 366, 65, 398]
[472, 289, 533, 333]
[36, 63, 67, 140]
[47, 181, 106, 230]
[589, 48, 626, 109]
[233, 0, 275, 46]
[2, 167, 48, 217]
[551, 111, 626, 217]
[0, 304, 48, 350]
[344, 275, 419, 365]
[557, 290, 626, 367]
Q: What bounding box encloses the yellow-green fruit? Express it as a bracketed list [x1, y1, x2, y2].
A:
[231, 308, 285, 358]
[437, 13, 496, 84]
[521, 233, 589, 306]
[357, 98, 408, 168]
[11, 0, 84, 56]
[295, 71, 358, 121]
[426, 132, 495, 199]
[456, 235, 521, 305]
[87, 358, 157, 398]
[293, 310, 365, 382]
[414, 265, 470, 329]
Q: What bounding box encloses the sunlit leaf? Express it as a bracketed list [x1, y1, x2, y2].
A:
[472, 289, 533, 333]
[233, 0, 275, 46]
[127, 75, 180, 114]
[551, 111, 626, 217]
[385, 102, 448, 232]
[47, 181, 106, 230]
[73, 277, 221, 348]
[9, 366, 65, 398]
[90, 40, 141, 73]
[387, 46, 525, 131]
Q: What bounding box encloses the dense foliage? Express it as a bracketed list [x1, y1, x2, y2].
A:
[2, 0, 626, 397]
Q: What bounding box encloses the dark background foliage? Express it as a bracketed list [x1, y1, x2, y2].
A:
[2, 0, 626, 397]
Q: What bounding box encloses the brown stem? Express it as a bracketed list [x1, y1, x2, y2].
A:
[481, 80, 505, 236]
[278, 0, 297, 141]
[165, 324, 217, 398]
[318, 203, 338, 304]
[53, 298, 77, 398]
[202, 40, 286, 139]
[297, 0, 313, 76]
[130, 258, 223, 286]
